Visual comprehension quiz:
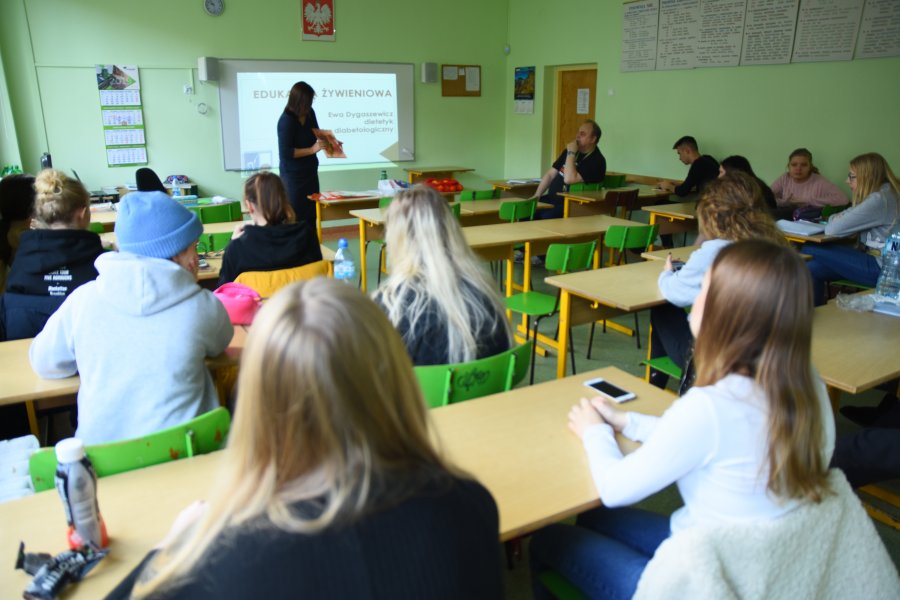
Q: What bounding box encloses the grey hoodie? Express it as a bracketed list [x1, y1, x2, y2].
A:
[30, 251, 233, 444]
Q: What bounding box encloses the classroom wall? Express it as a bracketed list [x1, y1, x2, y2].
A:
[503, 0, 900, 195]
[0, 0, 510, 198]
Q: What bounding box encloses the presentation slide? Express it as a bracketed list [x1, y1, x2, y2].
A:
[236, 72, 400, 170]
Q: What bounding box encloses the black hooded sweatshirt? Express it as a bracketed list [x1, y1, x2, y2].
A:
[217, 221, 322, 286]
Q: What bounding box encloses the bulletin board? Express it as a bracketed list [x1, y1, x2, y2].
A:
[441, 64, 481, 97]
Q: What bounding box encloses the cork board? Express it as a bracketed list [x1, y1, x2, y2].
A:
[441, 64, 481, 97]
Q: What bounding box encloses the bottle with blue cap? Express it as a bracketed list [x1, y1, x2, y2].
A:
[875, 222, 900, 301]
[333, 238, 357, 285]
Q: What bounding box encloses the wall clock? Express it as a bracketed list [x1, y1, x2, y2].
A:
[204, 0, 224, 16]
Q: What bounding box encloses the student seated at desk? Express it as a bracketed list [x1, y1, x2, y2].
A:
[770, 147, 848, 212]
[1, 169, 104, 340]
[373, 185, 512, 366]
[29, 191, 233, 444]
[531, 240, 839, 599]
[0, 173, 36, 293]
[718, 155, 777, 212]
[108, 279, 503, 599]
[804, 152, 900, 306]
[649, 172, 785, 389]
[217, 171, 321, 286]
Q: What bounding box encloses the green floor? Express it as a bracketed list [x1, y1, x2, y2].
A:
[336, 232, 900, 598]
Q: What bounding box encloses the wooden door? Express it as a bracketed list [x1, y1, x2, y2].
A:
[555, 68, 597, 158]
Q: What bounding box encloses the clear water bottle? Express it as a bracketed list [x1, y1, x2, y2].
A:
[875, 224, 900, 300]
[171, 179, 181, 197]
[333, 238, 357, 285]
[55, 438, 108, 549]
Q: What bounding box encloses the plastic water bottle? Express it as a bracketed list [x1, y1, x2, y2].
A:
[171, 179, 181, 197]
[55, 438, 108, 549]
[333, 238, 357, 285]
[875, 224, 900, 300]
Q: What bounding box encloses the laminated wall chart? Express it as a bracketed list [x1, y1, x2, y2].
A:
[96, 65, 148, 167]
[620, 0, 900, 72]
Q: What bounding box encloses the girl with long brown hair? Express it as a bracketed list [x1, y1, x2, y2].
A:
[530, 240, 835, 599]
[217, 171, 321, 285]
[112, 279, 503, 598]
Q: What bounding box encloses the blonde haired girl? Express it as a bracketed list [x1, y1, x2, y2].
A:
[117, 279, 503, 598]
[531, 240, 834, 599]
[805, 152, 900, 305]
[373, 185, 512, 365]
[1, 169, 103, 340]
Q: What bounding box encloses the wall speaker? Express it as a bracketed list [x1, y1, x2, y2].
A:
[421, 62, 438, 84]
[198, 57, 219, 82]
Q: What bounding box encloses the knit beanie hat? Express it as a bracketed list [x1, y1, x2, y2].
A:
[115, 191, 202, 258]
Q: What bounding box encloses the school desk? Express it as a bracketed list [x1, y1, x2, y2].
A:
[348, 200, 557, 291]
[559, 185, 671, 219]
[641, 246, 699, 261]
[546, 260, 669, 378]
[0, 366, 674, 598]
[811, 299, 900, 410]
[488, 178, 541, 198]
[0, 328, 248, 438]
[641, 202, 698, 251]
[403, 166, 474, 184]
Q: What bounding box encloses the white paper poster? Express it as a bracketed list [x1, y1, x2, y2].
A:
[576, 89, 590, 114]
[697, 0, 747, 67]
[740, 0, 799, 65]
[856, 0, 900, 58]
[657, 0, 701, 70]
[792, 0, 864, 63]
[622, 0, 660, 72]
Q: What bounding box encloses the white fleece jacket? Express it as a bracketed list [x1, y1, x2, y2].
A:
[30, 252, 233, 444]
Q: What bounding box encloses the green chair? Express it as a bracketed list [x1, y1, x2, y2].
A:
[588, 224, 659, 354]
[87, 222, 105, 234]
[498, 198, 537, 223]
[450, 202, 462, 219]
[505, 241, 597, 383]
[641, 355, 683, 383]
[197, 231, 234, 254]
[538, 570, 588, 600]
[567, 182, 601, 192]
[601, 174, 627, 188]
[29, 408, 231, 492]
[459, 189, 501, 201]
[414, 342, 533, 408]
[189, 202, 241, 224]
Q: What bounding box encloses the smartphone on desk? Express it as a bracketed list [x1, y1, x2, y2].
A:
[198, 258, 210, 270]
[671, 259, 685, 272]
[583, 378, 636, 403]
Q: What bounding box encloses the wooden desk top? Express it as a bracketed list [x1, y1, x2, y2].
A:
[0, 367, 673, 597]
[349, 201, 551, 224]
[642, 202, 697, 220]
[0, 328, 248, 408]
[811, 300, 900, 394]
[545, 260, 667, 312]
[532, 215, 636, 237]
[488, 178, 541, 190]
[403, 166, 474, 175]
[559, 184, 669, 202]
[313, 193, 380, 206]
[641, 245, 699, 261]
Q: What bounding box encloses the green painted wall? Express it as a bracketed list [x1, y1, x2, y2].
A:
[503, 0, 900, 195]
[4, 0, 899, 199]
[2, 0, 509, 197]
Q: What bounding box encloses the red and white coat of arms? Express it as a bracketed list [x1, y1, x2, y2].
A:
[302, 0, 335, 41]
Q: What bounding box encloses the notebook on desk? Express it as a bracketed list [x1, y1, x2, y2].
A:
[776, 219, 826, 236]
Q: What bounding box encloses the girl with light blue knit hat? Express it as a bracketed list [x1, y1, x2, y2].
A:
[30, 191, 233, 444]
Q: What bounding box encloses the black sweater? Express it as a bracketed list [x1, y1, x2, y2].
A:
[106, 474, 503, 599]
[217, 222, 322, 286]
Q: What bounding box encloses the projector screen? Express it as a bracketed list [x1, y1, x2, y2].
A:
[218, 60, 415, 171]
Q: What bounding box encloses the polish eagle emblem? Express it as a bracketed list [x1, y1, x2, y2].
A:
[304, 1, 333, 35]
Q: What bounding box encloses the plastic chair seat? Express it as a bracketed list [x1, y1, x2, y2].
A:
[641, 355, 683, 380]
[459, 189, 501, 201]
[504, 291, 558, 316]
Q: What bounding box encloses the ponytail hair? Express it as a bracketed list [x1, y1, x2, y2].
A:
[32, 169, 89, 228]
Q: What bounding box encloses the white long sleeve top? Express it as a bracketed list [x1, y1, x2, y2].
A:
[581, 373, 835, 533]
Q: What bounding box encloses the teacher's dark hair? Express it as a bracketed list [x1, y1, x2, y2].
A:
[286, 81, 315, 123]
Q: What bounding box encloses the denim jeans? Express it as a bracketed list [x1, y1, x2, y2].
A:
[530, 507, 671, 600]
[803, 243, 881, 305]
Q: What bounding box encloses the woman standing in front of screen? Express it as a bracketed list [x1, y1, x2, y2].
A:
[277, 81, 321, 226]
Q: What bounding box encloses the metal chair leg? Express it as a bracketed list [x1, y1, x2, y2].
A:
[586, 322, 596, 359]
[634, 313, 641, 350]
[569, 328, 576, 375]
